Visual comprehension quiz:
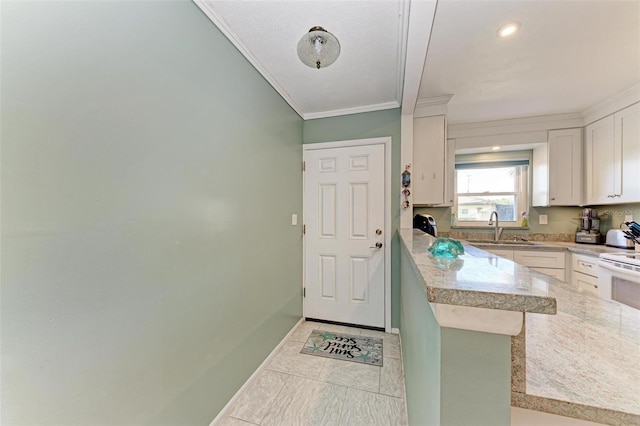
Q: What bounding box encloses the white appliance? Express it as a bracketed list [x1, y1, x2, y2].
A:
[598, 252, 640, 310]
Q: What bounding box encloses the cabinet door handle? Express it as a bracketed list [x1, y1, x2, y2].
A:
[551, 197, 556, 201]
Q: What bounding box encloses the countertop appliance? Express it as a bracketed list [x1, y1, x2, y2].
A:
[414, 214, 437, 237]
[605, 229, 636, 249]
[575, 208, 602, 244]
[598, 252, 640, 310]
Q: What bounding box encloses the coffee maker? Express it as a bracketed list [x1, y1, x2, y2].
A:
[575, 208, 602, 244]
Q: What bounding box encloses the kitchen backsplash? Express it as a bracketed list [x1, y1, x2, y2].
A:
[442, 230, 576, 242]
[414, 203, 640, 236]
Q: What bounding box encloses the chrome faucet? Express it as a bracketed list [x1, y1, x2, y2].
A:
[488, 211, 504, 242]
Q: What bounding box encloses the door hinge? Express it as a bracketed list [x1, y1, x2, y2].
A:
[303, 224, 306, 235]
[303, 287, 306, 298]
[302, 161, 306, 171]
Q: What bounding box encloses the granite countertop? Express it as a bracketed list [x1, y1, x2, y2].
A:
[402, 229, 640, 424]
[399, 229, 557, 314]
[516, 272, 640, 424]
[465, 239, 635, 256]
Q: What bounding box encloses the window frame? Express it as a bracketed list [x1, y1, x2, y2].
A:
[453, 153, 531, 228]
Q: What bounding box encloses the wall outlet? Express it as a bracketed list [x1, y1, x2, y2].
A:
[539, 214, 548, 225]
[625, 215, 634, 223]
[291, 214, 298, 226]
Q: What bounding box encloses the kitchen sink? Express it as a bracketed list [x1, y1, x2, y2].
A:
[466, 239, 545, 246]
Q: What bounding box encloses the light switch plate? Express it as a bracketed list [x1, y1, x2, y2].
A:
[291, 214, 298, 225]
[539, 214, 548, 225]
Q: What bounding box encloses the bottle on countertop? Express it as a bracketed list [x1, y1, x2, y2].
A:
[521, 211, 529, 228]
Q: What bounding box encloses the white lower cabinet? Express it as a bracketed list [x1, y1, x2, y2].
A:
[531, 267, 566, 281]
[513, 251, 565, 269]
[573, 271, 599, 295]
[485, 249, 514, 260]
[571, 253, 599, 294]
[486, 249, 566, 281]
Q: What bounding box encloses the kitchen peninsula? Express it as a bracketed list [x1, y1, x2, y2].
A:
[399, 229, 640, 426]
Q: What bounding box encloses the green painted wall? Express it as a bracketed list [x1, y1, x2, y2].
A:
[1, 2, 302, 424]
[400, 249, 441, 425]
[400, 244, 511, 425]
[303, 109, 402, 327]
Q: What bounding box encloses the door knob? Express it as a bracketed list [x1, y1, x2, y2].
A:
[376, 229, 382, 235]
[370, 242, 383, 249]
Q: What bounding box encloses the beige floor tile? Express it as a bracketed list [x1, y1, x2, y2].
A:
[383, 335, 401, 359]
[380, 357, 405, 399]
[339, 387, 407, 425]
[289, 321, 323, 342]
[220, 322, 408, 426]
[290, 321, 362, 342]
[261, 375, 348, 426]
[216, 416, 256, 425]
[227, 370, 289, 424]
[317, 358, 381, 393]
[358, 328, 390, 339]
[266, 340, 326, 379]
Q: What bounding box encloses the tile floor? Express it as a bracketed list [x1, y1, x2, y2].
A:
[216, 320, 407, 426]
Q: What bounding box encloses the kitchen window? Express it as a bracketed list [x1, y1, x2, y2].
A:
[454, 158, 529, 227]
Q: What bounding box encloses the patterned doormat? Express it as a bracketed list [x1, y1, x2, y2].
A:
[300, 329, 383, 366]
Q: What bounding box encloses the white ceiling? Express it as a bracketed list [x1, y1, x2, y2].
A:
[196, 0, 640, 124]
[196, 0, 409, 120]
[422, 0, 640, 123]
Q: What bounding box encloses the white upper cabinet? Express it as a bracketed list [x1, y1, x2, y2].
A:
[549, 128, 583, 205]
[532, 128, 582, 207]
[585, 103, 640, 204]
[585, 115, 615, 204]
[413, 115, 448, 205]
[616, 103, 640, 203]
[444, 138, 456, 206]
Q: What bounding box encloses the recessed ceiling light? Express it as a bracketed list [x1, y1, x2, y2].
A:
[491, 146, 501, 151]
[497, 22, 520, 38]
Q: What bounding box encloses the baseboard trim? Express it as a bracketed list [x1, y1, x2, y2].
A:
[209, 317, 305, 426]
[398, 328, 409, 424]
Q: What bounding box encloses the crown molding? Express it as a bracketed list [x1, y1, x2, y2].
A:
[303, 101, 400, 121]
[414, 94, 454, 118]
[448, 112, 584, 139]
[581, 82, 640, 126]
[415, 94, 454, 108]
[194, 1, 304, 119]
[395, 0, 411, 109]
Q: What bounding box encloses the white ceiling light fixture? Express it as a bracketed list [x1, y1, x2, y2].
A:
[297, 26, 341, 69]
[497, 22, 520, 38]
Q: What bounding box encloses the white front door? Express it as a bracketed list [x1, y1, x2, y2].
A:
[303, 143, 385, 328]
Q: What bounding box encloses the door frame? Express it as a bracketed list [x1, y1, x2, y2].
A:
[303, 137, 392, 332]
